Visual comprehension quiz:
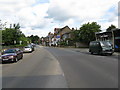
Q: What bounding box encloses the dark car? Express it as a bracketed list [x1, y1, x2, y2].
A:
[1, 48, 23, 62]
[89, 41, 114, 55]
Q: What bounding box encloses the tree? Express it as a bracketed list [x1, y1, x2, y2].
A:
[27, 35, 40, 44]
[2, 28, 16, 45]
[19, 35, 29, 45]
[13, 23, 20, 30]
[79, 22, 101, 44]
[0, 30, 1, 51]
[106, 24, 116, 32]
[2, 23, 27, 45]
[0, 20, 7, 30]
[71, 30, 81, 42]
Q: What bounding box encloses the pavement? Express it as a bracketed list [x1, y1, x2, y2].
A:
[58, 47, 119, 56]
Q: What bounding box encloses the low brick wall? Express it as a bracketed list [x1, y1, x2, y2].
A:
[75, 42, 88, 48]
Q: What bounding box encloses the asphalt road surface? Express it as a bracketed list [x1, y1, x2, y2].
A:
[2, 46, 118, 88]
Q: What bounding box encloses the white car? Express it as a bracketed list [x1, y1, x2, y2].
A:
[23, 46, 33, 53]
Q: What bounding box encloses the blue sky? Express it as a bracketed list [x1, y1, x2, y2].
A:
[0, 0, 119, 37]
[32, 0, 49, 6]
[37, 0, 49, 3]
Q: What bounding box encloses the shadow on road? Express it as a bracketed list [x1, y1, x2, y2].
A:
[2, 75, 68, 88]
[0, 61, 15, 64]
[74, 50, 119, 60]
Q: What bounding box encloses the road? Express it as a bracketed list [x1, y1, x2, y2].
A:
[2, 46, 118, 88]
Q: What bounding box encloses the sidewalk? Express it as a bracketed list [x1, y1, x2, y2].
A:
[44, 46, 119, 56]
[64, 47, 119, 56]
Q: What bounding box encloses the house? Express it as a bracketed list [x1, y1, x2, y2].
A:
[58, 26, 72, 40]
[52, 28, 61, 46]
[52, 26, 73, 46]
[47, 32, 54, 46]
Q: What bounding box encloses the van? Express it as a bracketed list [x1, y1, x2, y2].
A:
[89, 41, 114, 55]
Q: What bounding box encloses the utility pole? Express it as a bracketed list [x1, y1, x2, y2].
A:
[111, 29, 115, 49]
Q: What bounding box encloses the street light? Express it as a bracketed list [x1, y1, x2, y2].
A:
[111, 29, 115, 49]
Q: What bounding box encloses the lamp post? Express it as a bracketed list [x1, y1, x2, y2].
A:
[111, 29, 115, 49]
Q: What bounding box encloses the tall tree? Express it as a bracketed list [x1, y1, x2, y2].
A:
[14, 23, 20, 30]
[106, 24, 116, 32]
[79, 22, 101, 44]
[0, 20, 7, 30]
[2, 28, 17, 45]
[71, 29, 81, 42]
[28, 35, 40, 44]
[2, 23, 27, 45]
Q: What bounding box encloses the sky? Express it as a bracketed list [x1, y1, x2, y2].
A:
[0, 0, 119, 37]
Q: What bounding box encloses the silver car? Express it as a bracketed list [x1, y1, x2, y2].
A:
[23, 46, 33, 53]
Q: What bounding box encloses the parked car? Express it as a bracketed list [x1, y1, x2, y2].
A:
[1, 48, 23, 62]
[23, 46, 33, 53]
[89, 41, 114, 55]
[30, 43, 36, 47]
[28, 44, 35, 51]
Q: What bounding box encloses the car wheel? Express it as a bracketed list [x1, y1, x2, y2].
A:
[14, 57, 18, 62]
[91, 52, 93, 54]
[2, 61, 4, 64]
[20, 54, 23, 59]
[109, 53, 113, 56]
[98, 51, 102, 55]
[21, 55, 23, 59]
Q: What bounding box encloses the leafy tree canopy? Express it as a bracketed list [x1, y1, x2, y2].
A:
[79, 22, 101, 44]
[71, 30, 81, 42]
[27, 35, 40, 44]
[106, 24, 116, 32]
[2, 23, 28, 45]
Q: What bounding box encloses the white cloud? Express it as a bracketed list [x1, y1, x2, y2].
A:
[0, 0, 36, 14]
[0, 0, 119, 37]
[13, 3, 50, 29]
[21, 27, 49, 37]
[47, 0, 119, 28]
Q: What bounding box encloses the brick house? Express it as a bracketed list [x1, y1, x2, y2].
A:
[47, 32, 54, 46]
[52, 26, 73, 46]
